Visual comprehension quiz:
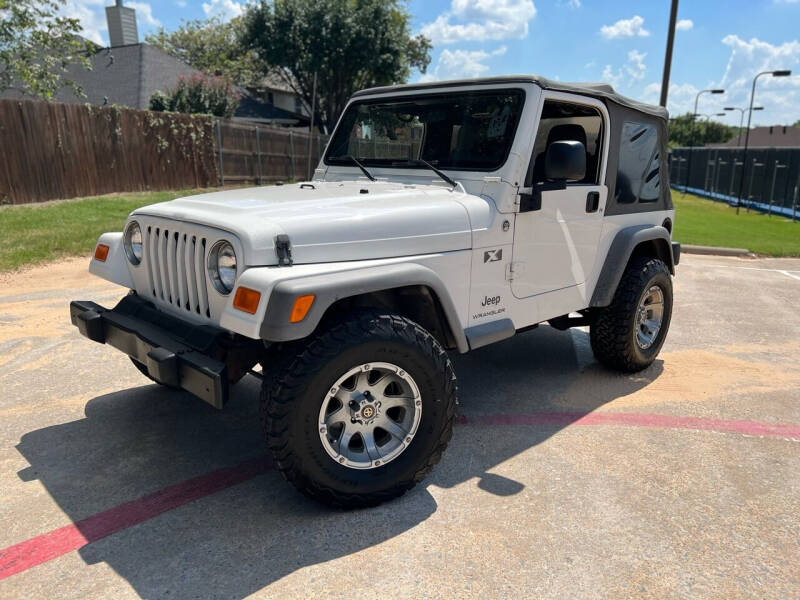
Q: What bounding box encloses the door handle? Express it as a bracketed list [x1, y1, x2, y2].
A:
[586, 191, 600, 213]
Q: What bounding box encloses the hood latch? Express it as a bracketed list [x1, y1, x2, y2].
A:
[275, 234, 293, 266]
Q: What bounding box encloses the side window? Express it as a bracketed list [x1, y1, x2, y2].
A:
[615, 121, 660, 203]
[529, 100, 604, 185]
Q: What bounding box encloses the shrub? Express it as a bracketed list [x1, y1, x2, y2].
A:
[149, 73, 240, 118]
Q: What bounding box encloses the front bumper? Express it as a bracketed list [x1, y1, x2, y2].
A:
[70, 295, 229, 408]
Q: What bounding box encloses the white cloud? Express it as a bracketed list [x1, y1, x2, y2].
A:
[601, 65, 623, 89]
[127, 2, 161, 28]
[675, 19, 693, 31]
[175, 0, 187, 6]
[642, 81, 700, 115]
[558, 0, 581, 7]
[420, 46, 508, 82]
[600, 15, 650, 40]
[202, 0, 245, 20]
[601, 49, 647, 89]
[61, 0, 107, 45]
[421, 0, 537, 44]
[716, 35, 800, 124]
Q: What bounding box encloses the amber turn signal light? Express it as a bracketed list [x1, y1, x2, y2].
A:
[233, 286, 261, 314]
[94, 244, 110, 262]
[290, 294, 315, 323]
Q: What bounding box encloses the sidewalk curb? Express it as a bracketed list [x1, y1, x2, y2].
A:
[681, 244, 754, 257]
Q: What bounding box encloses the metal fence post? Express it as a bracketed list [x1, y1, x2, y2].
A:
[768, 162, 786, 217]
[289, 130, 296, 181]
[793, 177, 799, 222]
[255, 127, 263, 185]
[216, 120, 224, 187]
[714, 157, 726, 201]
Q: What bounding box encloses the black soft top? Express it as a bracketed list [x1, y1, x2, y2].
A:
[352, 75, 668, 121]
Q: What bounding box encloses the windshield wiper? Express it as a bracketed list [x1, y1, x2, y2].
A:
[394, 159, 457, 188]
[343, 155, 376, 181]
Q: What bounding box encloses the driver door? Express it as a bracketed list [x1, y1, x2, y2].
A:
[511, 95, 608, 299]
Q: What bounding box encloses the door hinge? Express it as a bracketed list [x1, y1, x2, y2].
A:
[506, 261, 524, 281]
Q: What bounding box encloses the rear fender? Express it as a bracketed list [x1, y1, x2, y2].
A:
[590, 225, 673, 308]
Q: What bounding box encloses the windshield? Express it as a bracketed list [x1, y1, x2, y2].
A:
[325, 89, 525, 172]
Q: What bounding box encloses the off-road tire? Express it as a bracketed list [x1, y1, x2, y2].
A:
[261, 310, 458, 508]
[590, 257, 673, 373]
[129, 357, 175, 387]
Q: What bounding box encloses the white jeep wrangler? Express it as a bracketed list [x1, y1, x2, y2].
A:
[71, 76, 679, 507]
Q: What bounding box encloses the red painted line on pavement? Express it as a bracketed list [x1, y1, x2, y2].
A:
[2, 411, 799, 581]
[0, 457, 270, 581]
[457, 411, 800, 440]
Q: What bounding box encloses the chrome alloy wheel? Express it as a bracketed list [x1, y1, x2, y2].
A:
[634, 285, 665, 350]
[318, 362, 422, 470]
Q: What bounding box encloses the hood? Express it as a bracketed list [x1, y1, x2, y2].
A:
[132, 180, 473, 265]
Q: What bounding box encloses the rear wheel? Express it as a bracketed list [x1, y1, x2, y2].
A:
[261, 310, 457, 508]
[590, 257, 673, 372]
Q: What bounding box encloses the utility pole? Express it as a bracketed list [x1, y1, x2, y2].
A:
[660, 0, 679, 107]
[306, 72, 318, 181]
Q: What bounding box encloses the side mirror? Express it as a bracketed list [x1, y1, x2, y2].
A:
[545, 140, 586, 182]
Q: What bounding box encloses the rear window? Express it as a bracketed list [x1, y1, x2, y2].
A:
[615, 121, 661, 203]
[325, 90, 525, 171]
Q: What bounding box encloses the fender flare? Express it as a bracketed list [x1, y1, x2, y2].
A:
[590, 224, 674, 308]
[259, 262, 469, 353]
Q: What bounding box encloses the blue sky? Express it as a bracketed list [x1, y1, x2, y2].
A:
[64, 0, 800, 126]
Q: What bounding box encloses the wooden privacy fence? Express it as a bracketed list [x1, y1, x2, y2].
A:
[0, 99, 218, 204]
[0, 98, 331, 205]
[216, 120, 329, 185]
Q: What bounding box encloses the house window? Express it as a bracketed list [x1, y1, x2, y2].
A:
[295, 96, 303, 114]
[615, 121, 661, 203]
[267, 92, 274, 105]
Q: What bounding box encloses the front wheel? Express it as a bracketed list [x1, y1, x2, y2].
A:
[590, 257, 673, 372]
[261, 310, 458, 508]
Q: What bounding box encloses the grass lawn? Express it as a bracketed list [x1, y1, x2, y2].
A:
[673, 191, 800, 257]
[0, 189, 207, 272]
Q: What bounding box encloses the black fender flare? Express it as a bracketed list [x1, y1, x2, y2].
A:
[259, 263, 469, 353]
[590, 224, 674, 308]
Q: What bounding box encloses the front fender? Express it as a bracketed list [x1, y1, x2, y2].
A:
[218, 261, 469, 353]
[261, 262, 469, 353]
[88, 232, 134, 288]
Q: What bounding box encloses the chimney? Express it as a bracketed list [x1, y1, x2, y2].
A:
[106, 0, 139, 47]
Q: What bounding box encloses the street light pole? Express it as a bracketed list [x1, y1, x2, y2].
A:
[724, 106, 764, 146]
[685, 88, 724, 193]
[660, 0, 680, 107]
[735, 69, 792, 214]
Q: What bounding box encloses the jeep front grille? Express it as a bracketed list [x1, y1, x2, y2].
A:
[142, 225, 211, 318]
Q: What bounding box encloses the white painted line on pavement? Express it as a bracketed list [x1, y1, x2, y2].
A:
[778, 270, 800, 281]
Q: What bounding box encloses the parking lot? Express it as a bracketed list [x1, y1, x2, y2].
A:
[0, 253, 798, 599]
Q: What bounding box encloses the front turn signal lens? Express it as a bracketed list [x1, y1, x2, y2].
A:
[94, 244, 110, 262]
[290, 294, 315, 323]
[233, 286, 261, 314]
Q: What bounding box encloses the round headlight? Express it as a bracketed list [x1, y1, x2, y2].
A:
[123, 221, 143, 265]
[208, 241, 237, 294]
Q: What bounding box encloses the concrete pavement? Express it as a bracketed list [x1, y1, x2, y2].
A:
[0, 254, 798, 599]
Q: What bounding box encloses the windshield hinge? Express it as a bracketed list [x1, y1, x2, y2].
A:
[275, 234, 293, 266]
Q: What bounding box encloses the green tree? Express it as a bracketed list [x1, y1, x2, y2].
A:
[668, 112, 738, 148]
[0, 0, 92, 99]
[145, 17, 262, 89]
[241, 0, 432, 131]
[149, 73, 241, 119]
